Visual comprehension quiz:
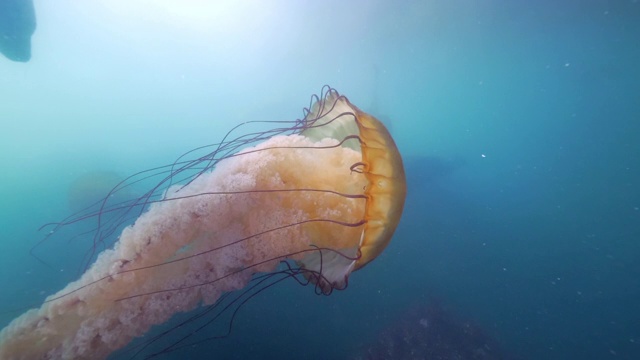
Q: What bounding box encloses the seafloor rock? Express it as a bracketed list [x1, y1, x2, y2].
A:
[355, 300, 516, 360]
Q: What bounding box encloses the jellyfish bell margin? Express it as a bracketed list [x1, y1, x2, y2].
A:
[0, 86, 407, 360]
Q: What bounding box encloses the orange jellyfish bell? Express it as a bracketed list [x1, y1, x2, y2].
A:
[296, 89, 407, 290]
[0, 87, 406, 359]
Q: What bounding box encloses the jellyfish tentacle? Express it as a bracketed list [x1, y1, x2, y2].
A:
[350, 162, 367, 173]
[115, 234, 365, 303]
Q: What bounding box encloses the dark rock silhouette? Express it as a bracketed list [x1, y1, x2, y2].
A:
[0, 0, 36, 62]
[355, 300, 516, 360]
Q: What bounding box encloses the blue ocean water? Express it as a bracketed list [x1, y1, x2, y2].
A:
[1, 0, 639, 359]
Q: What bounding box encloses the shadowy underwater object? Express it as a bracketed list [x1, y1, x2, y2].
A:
[0, 0, 36, 62]
[355, 300, 517, 360]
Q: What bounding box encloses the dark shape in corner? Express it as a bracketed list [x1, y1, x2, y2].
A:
[0, 0, 36, 62]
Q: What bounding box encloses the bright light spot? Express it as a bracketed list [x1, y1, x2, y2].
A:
[95, 0, 273, 37]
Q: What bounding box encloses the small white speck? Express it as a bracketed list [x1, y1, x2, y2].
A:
[481, 154, 486, 158]
[564, 63, 571, 67]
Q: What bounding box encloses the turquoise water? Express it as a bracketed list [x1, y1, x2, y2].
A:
[1, 0, 639, 359]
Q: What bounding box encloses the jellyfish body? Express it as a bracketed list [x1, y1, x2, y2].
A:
[0, 88, 406, 359]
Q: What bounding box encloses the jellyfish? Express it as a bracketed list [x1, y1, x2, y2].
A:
[0, 87, 407, 359]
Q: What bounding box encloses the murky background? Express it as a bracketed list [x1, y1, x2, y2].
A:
[1, 1, 639, 359]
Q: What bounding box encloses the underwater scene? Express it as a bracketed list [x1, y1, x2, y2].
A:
[1, 0, 639, 359]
